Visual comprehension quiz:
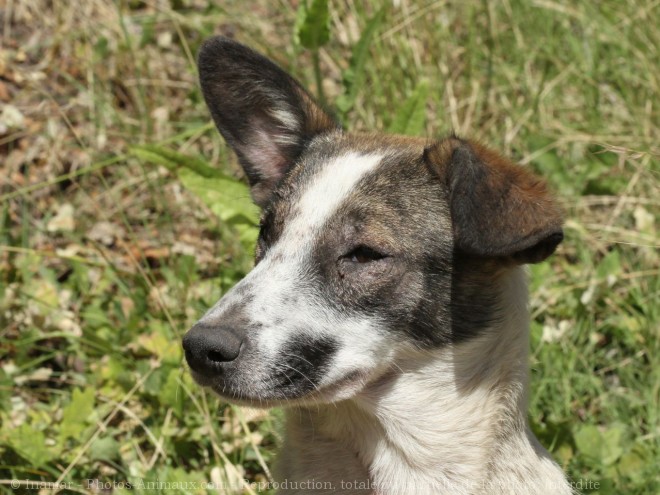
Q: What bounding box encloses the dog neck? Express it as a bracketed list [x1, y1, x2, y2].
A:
[280, 267, 569, 494]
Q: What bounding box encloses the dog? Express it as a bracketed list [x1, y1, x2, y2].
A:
[182, 36, 572, 495]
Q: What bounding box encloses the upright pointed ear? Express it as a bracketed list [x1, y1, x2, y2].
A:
[198, 36, 340, 207]
[425, 137, 564, 264]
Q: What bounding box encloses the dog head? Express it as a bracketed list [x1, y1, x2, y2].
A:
[182, 37, 563, 407]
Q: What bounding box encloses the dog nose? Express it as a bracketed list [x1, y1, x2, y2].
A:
[182, 321, 244, 375]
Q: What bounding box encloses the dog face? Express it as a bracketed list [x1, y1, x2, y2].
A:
[182, 37, 563, 407]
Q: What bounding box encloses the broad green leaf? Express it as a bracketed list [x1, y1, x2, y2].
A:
[100, 355, 134, 391]
[177, 168, 259, 227]
[133, 144, 258, 250]
[6, 423, 57, 468]
[60, 387, 96, 439]
[617, 447, 647, 479]
[387, 80, 429, 136]
[294, 0, 330, 50]
[234, 222, 260, 254]
[554, 443, 574, 465]
[601, 424, 626, 466]
[89, 435, 120, 461]
[143, 366, 167, 396]
[131, 145, 223, 179]
[336, 9, 384, 116]
[574, 424, 604, 461]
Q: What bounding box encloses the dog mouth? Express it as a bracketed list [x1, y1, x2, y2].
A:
[190, 368, 370, 407]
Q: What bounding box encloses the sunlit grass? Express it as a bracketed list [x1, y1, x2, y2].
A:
[0, 1, 658, 494]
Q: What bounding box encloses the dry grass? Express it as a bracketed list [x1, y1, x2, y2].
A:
[0, 0, 658, 493]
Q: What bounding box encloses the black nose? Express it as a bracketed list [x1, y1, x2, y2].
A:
[182, 321, 244, 375]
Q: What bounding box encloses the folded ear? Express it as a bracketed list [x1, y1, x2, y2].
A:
[198, 36, 340, 207]
[425, 138, 564, 264]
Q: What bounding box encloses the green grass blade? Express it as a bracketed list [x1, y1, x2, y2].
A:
[294, 0, 330, 50]
[387, 80, 429, 136]
[335, 8, 385, 118]
[130, 144, 223, 179]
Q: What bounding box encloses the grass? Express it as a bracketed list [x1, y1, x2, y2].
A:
[0, 0, 658, 493]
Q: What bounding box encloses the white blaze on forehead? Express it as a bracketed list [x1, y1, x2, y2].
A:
[281, 152, 384, 245]
[247, 152, 385, 354]
[202, 152, 387, 362]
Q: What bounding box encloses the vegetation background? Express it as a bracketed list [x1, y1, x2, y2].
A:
[1, 0, 658, 493]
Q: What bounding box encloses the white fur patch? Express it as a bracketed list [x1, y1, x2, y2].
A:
[270, 107, 300, 133]
[278, 268, 572, 494]
[203, 153, 387, 380]
[246, 153, 387, 370]
[281, 152, 384, 250]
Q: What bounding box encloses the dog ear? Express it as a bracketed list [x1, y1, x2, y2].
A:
[424, 137, 563, 264]
[198, 36, 340, 207]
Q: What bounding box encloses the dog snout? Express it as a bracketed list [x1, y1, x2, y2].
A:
[182, 321, 245, 375]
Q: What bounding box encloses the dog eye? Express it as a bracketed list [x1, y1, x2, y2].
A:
[344, 246, 386, 263]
